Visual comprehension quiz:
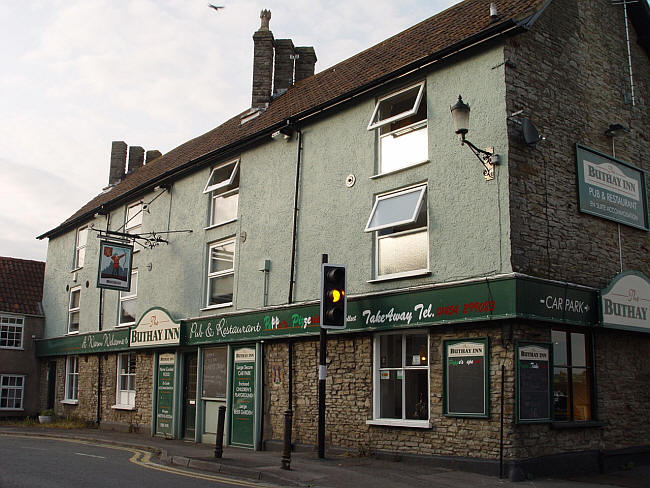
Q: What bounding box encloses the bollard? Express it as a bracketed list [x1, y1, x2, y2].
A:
[281, 409, 293, 470]
[214, 405, 226, 458]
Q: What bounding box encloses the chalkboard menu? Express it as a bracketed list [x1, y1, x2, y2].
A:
[202, 347, 227, 399]
[156, 353, 175, 437]
[516, 343, 551, 422]
[444, 339, 488, 417]
[230, 346, 256, 448]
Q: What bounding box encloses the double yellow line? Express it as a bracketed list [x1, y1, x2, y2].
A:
[1, 433, 270, 487]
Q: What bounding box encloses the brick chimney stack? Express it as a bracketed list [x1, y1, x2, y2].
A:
[251, 10, 274, 109]
[273, 39, 295, 97]
[127, 146, 145, 174]
[108, 141, 127, 186]
[294, 47, 317, 82]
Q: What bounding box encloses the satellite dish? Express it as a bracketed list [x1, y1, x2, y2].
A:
[521, 118, 541, 147]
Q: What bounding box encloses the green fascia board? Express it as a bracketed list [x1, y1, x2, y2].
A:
[36, 276, 602, 356]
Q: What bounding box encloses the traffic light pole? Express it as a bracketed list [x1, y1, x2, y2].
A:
[318, 254, 327, 459]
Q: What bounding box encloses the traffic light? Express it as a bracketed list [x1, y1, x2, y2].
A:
[320, 264, 346, 329]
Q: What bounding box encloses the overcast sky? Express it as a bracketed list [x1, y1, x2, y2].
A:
[1, 0, 457, 262]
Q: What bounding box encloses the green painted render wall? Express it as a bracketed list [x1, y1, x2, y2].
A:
[42, 43, 511, 339]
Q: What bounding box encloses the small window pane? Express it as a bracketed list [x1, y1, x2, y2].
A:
[120, 300, 137, 324]
[405, 370, 428, 420]
[210, 243, 235, 273]
[572, 368, 591, 420]
[70, 290, 80, 309]
[69, 312, 80, 331]
[126, 203, 143, 232]
[209, 275, 234, 306]
[204, 161, 238, 193]
[406, 334, 428, 366]
[378, 229, 427, 276]
[211, 192, 239, 225]
[368, 83, 425, 130]
[379, 123, 427, 173]
[379, 335, 402, 368]
[379, 370, 402, 419]
[366, 186, 425, 232]
[571, 333, 587, 367]
[553, 367, 569, 421]
[552, 330, 567, 365]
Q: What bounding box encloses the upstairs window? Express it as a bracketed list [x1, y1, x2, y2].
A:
[367, 82, 428, 174]
[365, 184, 428, 279]
[203, 160, 240, 227]
[0, 315, 24, 349]
[119, 270, 138, 326]
[74, 226, 88, 269]
[68, 287, 81, 334]
[206, 239, 235, 308]
[125, 202, 143, 235]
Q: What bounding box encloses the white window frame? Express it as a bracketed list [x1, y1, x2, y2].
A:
[64, 356, 79, 403]
[365, 184, 429, 280]
[367, 330, 430, 428]
[74, 225, 88, 269]
[367, 81, 425, 131]
[68, 286, 81, 334]
[203, 159, 240, 228]
[114, 352, 136, 409]
[118, 269, 138, 327]
[0, 374, 25, 410]
[0, 315, 24, 349]
[125, 202, 143, 235]
[205, 239, 236, 309]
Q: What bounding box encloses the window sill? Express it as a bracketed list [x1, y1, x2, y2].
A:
[204, 219, 237, 231]
[116, 323, 135, 328]
[66, 331, 80, 335]
[71, 267, 83, 273]
[370, 159, 430, 179]
[0, 346, 24, 350]
[111, 404, 136, 411]
[366, 419, 430, 429]
[200, 303, 233, 312]
[368, 270, 431, 283]
[61, 399, 78, 405]
[551, 420, 605, 430]
[0, 408, 24, 411]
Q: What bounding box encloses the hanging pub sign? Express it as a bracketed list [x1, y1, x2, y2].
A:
[575, 144, 649, 230]
[443, 338, 489, 417]
[516, 342, 551, 423]
[600, 271, 650, 333]
[97, 240, 134, 291]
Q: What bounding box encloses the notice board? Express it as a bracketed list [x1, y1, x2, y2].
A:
[444, 339, 488, 417]
[516, 343, 551, 422]
[156, 353, 175, 436]
[230, 346, 256, 448]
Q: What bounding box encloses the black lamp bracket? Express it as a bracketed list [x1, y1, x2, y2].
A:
[460, 134, 498, 181]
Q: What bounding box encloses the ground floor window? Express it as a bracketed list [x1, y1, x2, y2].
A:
[116, 352, 136, 408]
[0, 375, 25, 410]
[64, 356, 79, 402]
[552, 329, 592, 421]
[372, 330, 429, 424]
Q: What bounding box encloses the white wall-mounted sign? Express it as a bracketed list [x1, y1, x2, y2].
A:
[130, 307, 181, 348]
[601, 271, 650, 333]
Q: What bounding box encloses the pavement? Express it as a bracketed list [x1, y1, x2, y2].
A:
[1, 425, 649, 488]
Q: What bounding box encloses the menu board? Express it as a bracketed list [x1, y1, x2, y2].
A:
[517, 343, 551, 422]
[156, 353, 175, 436]
[445, 339, 488, 416]
[230, 346, 256, 448]
[202, 347, 227, 399]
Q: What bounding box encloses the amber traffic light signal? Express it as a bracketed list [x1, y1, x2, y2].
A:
[320, 264, 346, 329]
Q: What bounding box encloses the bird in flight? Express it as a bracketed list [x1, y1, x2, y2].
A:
[208, 4, 224, 11]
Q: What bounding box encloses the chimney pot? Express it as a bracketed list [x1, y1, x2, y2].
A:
[108, 141, 127, 185]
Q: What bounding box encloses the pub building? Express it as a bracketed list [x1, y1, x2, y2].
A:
[36, 0, 649, 480]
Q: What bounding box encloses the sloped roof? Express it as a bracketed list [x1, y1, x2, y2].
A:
[40, 0, 545, 239]
[0, 257, 45, 316]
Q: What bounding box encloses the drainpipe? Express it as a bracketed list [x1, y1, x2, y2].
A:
[288, 128, 303, 304]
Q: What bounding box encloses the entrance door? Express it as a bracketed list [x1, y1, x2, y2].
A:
[46, 361, 56, 410]
[182, 353, 198, 439]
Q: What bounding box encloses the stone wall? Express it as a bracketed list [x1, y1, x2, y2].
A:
[505, 0, 649, 288]
[263, 321, 650, 463]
